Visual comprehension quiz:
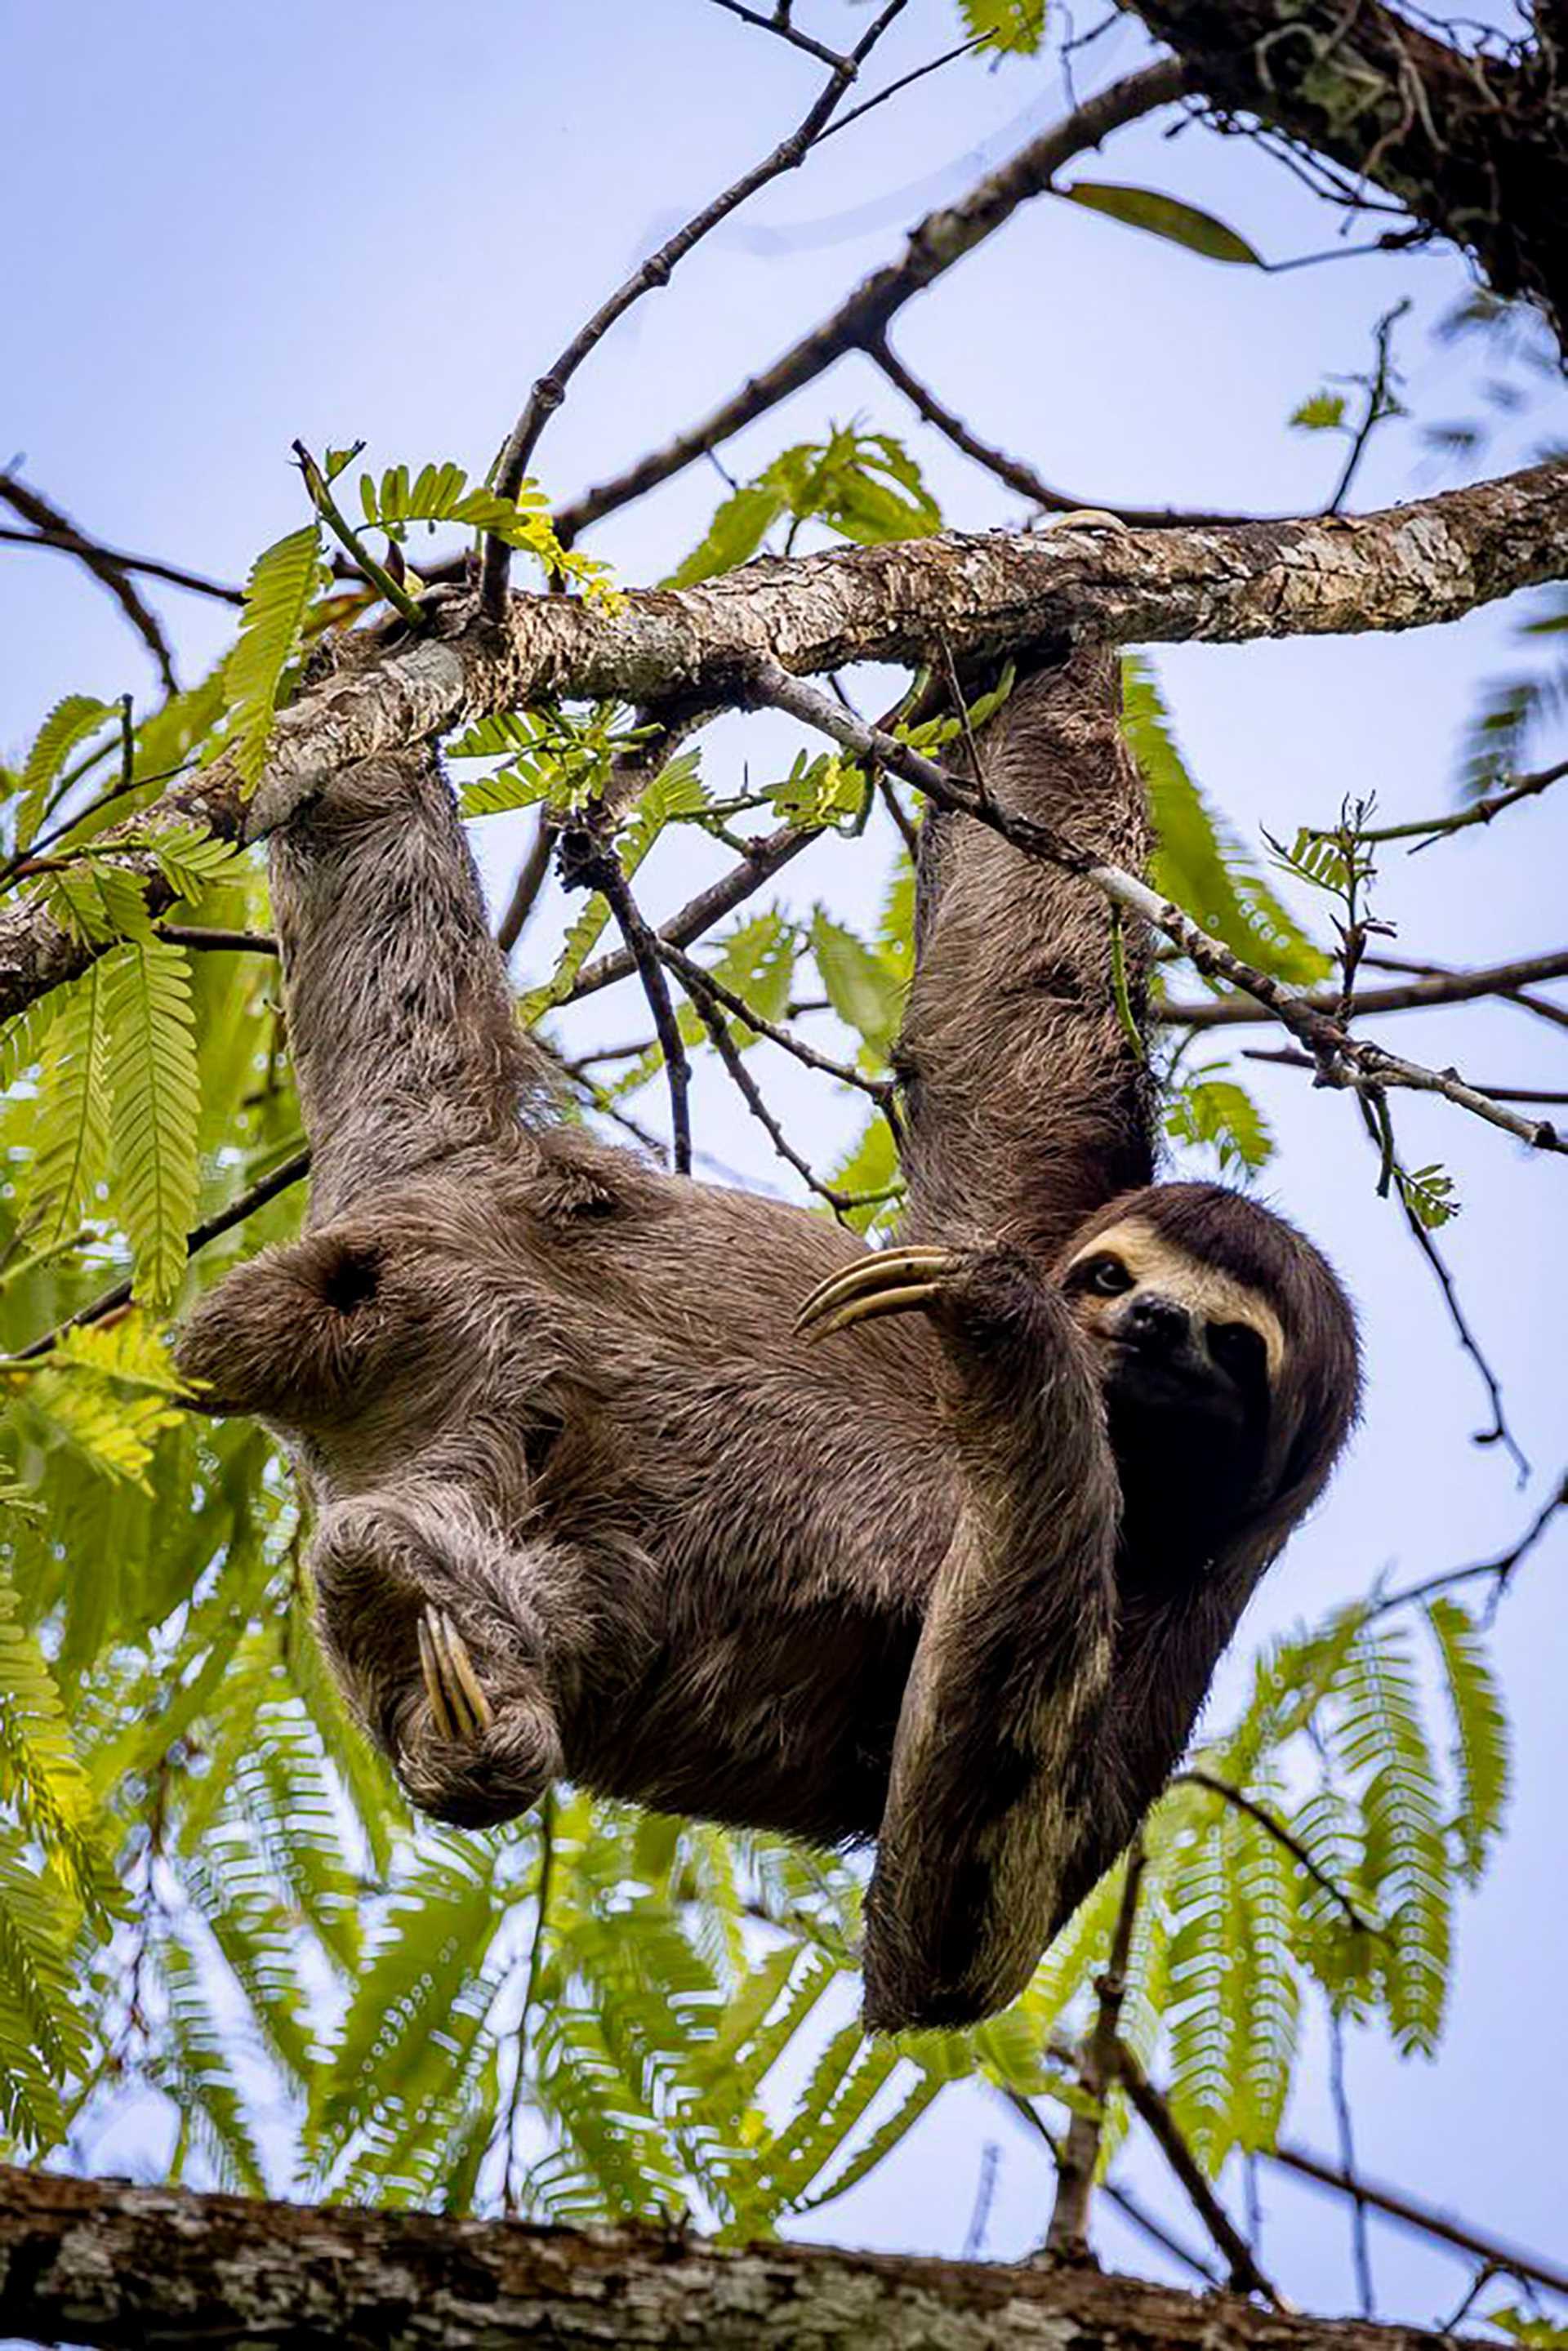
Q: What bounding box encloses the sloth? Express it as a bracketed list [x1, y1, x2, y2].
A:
[176, 643, 1359, 2031]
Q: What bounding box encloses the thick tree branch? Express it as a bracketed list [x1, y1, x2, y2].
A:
[1115, 1, 1568, 349]
[2, 458, 1565, 1028]
[0, 2166, 1487, 2351]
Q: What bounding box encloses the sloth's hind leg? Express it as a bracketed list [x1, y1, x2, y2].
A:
[310, 1485, 564, 1830]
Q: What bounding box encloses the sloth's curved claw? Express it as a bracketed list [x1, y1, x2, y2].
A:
[1039, 506, 1129, 533]
[417, 1605, 494, 1743]
[795, 1247, 962, 1342]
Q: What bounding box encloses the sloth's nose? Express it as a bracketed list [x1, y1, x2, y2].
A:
[1123, 1292, 1191, 1354]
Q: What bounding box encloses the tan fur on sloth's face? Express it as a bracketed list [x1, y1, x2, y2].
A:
[1061, 1215, 1285, 1396]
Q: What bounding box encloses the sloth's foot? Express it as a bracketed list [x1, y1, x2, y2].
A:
[795, 1247, 962, 1342]
[399, 1605, 563, 1829]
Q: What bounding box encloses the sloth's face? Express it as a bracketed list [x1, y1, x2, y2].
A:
[1061, 1216, 1281, 1465]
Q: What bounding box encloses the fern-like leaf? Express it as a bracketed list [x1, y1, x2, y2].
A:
[223, 525, 326, 787]
[102, 934, 201, 1306]
[13, 694, 115, 852]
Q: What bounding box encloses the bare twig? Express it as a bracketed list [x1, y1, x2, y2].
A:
[1116, 2044, 1285, 2304]
[502, 1792, 556, 2215]
[1304, 760, 1568, 852]
[155, 924, 278, 957]
[551, 62, 1189, 542]
[754, 658, 1568, 1160]
[574, 843, 692, 1174]
[0, 522, 243, 606]
[1045, 1834, 1147, 2262]
[657, 937, 893, 1104]
[1327, 2009, 1376, 2318]
[671, 959, 893, 1218]
[568, 822, 826, 1001]
[1243, 1049, 1568, 1109]
[999, 2089, 1222, 2286]
[870, 333, 1269, 528]
[704, 0, 848, 68]
[1174, 1770, 1381, 1936]
[1370, 1471, 1568, 1622]
[1161, 948, 1568, 1028]
[478, 1, 911, 614]
[496, 812, 555, 955]
[0, 472, 180, 688]
[1265, 2142, 1568, 2300]
[1327, 301, 1410, 515]
[962, 2144, 1002, 2263]
[817, 36, 987, 144]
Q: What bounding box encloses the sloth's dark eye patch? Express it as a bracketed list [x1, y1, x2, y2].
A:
[1068, 1253, 1134, 1299]
[1209, 1320, 1267, 1387]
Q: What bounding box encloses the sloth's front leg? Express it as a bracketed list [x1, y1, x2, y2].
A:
[310, 1485, 564, 1829]
[797, 1244, 1120, 2031]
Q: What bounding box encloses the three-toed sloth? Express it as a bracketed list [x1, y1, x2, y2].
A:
[176, 643, 1358, 2031]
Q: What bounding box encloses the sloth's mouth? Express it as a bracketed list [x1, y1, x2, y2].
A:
[1104, 1339, 1232, 1421]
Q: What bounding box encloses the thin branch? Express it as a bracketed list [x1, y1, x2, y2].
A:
[478, 0, 911, 614]
[502, 1791, 555, 2215]
[1045, 1833, 1147, 2262]
[817, 36, 987, 144]
[1115, 2044, 1285, 2304]
[961, 2143, 1001, 2264]
[1161, 948, 1568, 1027]
[1304, 759, 1568, 851]
[999, 2089, 1223, 2286]
[753, 658, 1568, 1160]
[656, 937, 893, 1103]
[551, 61, 1190, 542]
[573, 843, 692, 1174]
[671, 959, 892, 1217]
[870, 334, 1271, 528]
[1242, 1049, 1568, 1108]
[1327, 2009, 1376, 2318]
[14, 1148, 310, 1365]
[0, 522, 243, 606]
[154, 925, 278, 957]
[1327, 300, 1410, 515]
[704, 0, 849, 68]
[1369, 1470, 1568, 1622]
[568, 822, 825, 1002]
[496, 811, 555, 955]
[1265, 2142, 1568, 2300]
[0, 472, 180, 688]
[1174, 1770, 1381, 1936]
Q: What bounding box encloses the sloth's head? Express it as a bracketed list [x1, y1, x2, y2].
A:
[1058, 1182, 1360, 1591]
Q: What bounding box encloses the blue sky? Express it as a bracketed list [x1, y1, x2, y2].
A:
[2, 0, 1566, 2316]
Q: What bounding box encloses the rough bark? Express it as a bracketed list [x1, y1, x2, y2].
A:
[0, 2166, 1475, 2351]
[1118, 0, 1568, 350]
[2, 456, 1564, 1028]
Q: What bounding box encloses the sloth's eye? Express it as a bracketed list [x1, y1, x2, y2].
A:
[1210, 1320, 1267, 1384]
[1084, 1255, 1134, 1298]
